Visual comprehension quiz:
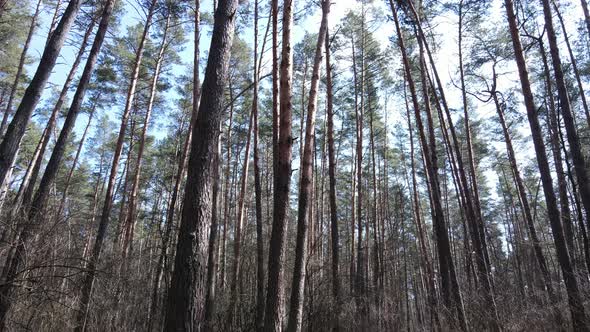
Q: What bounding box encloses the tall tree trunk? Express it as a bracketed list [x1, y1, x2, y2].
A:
[144, 5, 202, 322]
[264, 0, 294, 329]
[551, 0, 590, 128]
[580, 0, 590, 48]
[539, 0, 590, 244]
[121, 13, 171, 260]
[204, 137, 221, 327]
[11, 18, 96, 214]
[404, 81, 439, 330]
[147, 105, 197, 331]
[220, 83, 234, 290]
[75, 0, 158, 328]
[407, 1, 497, 324]
[229, 99, 254, 325]
[0, 0, 81, 196]
[537, 39, 582, 272]
[0, 0, 42, 138]
[457, 2, 492, 280]
[0, 0, 114, 328]
[351, 31, 365, 301]
[491, 81, 560, 318]
[505, 0, 588, 329]
[389, 2, 467, 330]
[325, 26, 341, 331]
[57, 97, 99, 218]
[286, 2, 329, 331]
[252, 1, 268, 328]
[163, 0, 238, 329]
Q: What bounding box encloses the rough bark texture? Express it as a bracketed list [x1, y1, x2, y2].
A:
[163, 0, 238, 329]
[264, 0, 294, 330]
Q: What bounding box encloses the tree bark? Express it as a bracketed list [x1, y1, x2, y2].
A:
[204, 137, 221, 327]
[325, 26, 341, 331]
[539, 0, 590, 248]
[163, 0, 238, 329]
[286, 2, 329, 331]
[11, 18, 96, 214]
[264, 0, 294, 329]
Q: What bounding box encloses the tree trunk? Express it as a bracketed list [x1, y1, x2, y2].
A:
[389, 2, 467, 329]
[0, 0, 81, 196]
[57, 97, 99, 218]
[0, 0, 42, 138]
[325, 26, 341, 331]
[408, 1, 497, 325]
[551, 0, 590, 128]
[492, 83, 559, 315]
[537, 39, 581, 273]
[0, 0, 113, 328]
[252, 1, 267, 328]
[121, 13, 171, 260]
[204, 137, 221, 326]
[505, 0, 588, 329]
[163, 0, 238, 329]
[264, 0, 294, 329]
[351, 31, 365, 300]
[11, 18, 96, 214]
[229, 98, 255, 325]
[286, 2, 329, 331]
[539, 0, 590, 248]
[404, 81, 439, 330]
[75, 0, 158, 328]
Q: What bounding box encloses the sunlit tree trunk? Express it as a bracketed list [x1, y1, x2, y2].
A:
[163, 0, 238, 329]
[121, 13, 171, 261]
[286, 2, 329, 330]
[264, 0, 295, 330]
